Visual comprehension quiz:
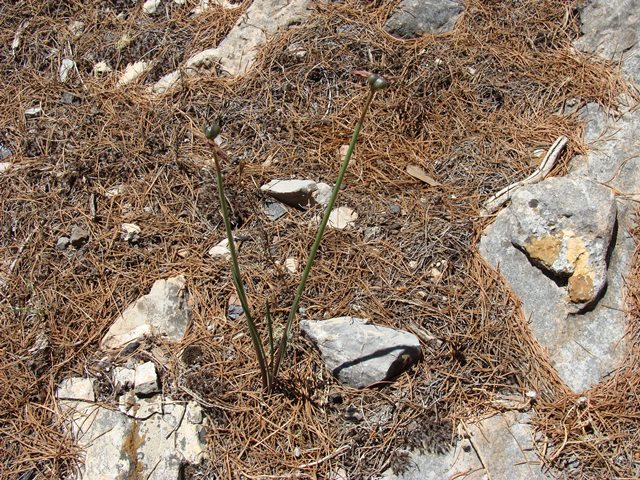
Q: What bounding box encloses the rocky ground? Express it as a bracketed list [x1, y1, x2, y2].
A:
[1, 0, 640, 479]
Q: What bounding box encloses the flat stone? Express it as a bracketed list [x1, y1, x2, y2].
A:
[70, 226, 89, 248]
[261, 179, 318, 208]
[264, 199, 288, 220]
[0, 144, 12, 160]
[25, 106, 42, 117]
[327, 206, 357, 229]
[383, 438, 483, 480]
[386, 412, 551, 480]
[508, 176, 616, 309]
[466, 412, 551, 480]
[64, 394, 206, 480]
[384, 0, 463, 39]
[79, 407, 134, 479]
[57, 377, 95, 402]
[300, 316, 421, 388]
[101, 275, 190, 350]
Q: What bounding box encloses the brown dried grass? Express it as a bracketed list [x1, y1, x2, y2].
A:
[0, 0, 636, 478]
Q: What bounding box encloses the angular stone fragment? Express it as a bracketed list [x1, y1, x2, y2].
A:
[508, 177, 616, 309]
[300, 317, 421, 388]
[101, 275, 190, 350]
[135, 361, 159, 396]
[384, 0, 463, 39]
[261, 179, 318, 208]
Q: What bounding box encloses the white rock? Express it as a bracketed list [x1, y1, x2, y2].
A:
[185, 48, 219, 71]
[143, 0, 162, 14]
[113, 367, 135, 392]
[25, 106, 42, 117]
[187, 402, 203, 424]
[118, 61, 150, 86]
[327, 206, 357, 229]
[261, 179, 318, 208]
[312, 182, 333, 207]
[284, 257, 298, 273]
[208, 238, 231, 258]
[135, 361, 159, 395]
[92, 61, 112, 77]
[57, 377, 95, 402]
[0, 163, 12, 173]
[59, 58, 75, 83]
[101, 275, 191, 350]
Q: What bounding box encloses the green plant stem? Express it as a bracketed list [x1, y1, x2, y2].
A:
[271, 88, 377, 380]
[212, 154, 271, 391]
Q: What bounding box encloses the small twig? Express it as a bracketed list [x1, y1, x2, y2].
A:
[297, 444, 351, 469]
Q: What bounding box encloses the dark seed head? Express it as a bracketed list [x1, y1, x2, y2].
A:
[204, 123, 221, 140]
[367, 74, 390, 91]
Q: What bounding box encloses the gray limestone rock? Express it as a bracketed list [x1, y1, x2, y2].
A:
[383, 438, 483, 480]
[384, 0, 463, 39]
[386, 412, 552, 480]
[479, 197, 626, 392]
[101, 275, 190, 350]
[575, 0, 640, 84]
[300, 316, 421, 388]
[58, 384, 206, 480]
[508, 176, 616, 309]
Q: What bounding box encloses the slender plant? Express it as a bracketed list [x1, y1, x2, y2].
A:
[205, 72, 389, 392]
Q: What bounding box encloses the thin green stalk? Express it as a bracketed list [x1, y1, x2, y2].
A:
[212, 154, 271, 391]
[271, 87, 378, 380]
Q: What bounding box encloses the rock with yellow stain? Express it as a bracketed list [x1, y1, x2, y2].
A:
[509, 177, 616, 310]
